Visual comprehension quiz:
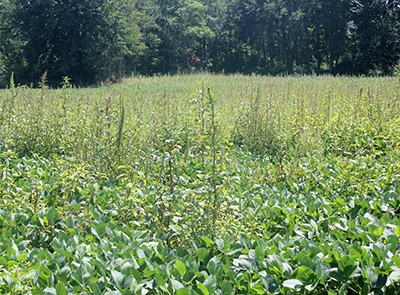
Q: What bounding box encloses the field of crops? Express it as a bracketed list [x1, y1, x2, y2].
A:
[1, 74, 400, 294]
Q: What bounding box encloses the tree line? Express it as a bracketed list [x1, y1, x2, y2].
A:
[0, 0, 399, 87]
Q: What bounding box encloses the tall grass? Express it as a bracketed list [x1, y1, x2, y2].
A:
[1, 74, 399, 172]
[2, 75, 399, 154]
[1, 74, 399, 239]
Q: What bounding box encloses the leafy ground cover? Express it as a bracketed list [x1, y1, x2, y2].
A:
[1, 74, 400, 294]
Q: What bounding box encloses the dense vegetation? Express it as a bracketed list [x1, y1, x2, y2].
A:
[1, 74, 400, 294]
[0, 0, 400, 86]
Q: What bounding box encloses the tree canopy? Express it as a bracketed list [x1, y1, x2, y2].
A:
[0, 0, 144, 86]
[0, 0, 399, 86]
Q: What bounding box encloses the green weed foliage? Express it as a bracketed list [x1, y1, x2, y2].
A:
[0, 74, 400, 294]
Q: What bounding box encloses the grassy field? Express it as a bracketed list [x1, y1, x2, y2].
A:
[1, 74, 400, 294]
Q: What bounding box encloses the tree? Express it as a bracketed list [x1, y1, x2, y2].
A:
[305, 0, 351, 73]
[0, 0, 143, 87]
[135, 0, 215, 74]
[2, 0, 398, 81]
[0, 0, 24, 84]
[347, 0, 400, 74]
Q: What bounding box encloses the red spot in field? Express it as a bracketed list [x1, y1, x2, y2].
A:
[187, 53, 203, 67]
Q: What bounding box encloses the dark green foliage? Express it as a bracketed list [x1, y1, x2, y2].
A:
[1, 0, 400, 86]
[0, 0, 143, 87]
[346, 0, 400, 75]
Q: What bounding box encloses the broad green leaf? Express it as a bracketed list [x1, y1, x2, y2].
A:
[55, 282, 67, 295]
[32, 287, 44, 295]
[300, 223, 313, 232]
[305, 282, 318, 292]
[137, 248, 146, 259]
[33, 270, 40, 284]
[43, 288, 57, 295]
[223, 235, 230, 252]
[235, 271, 248, 287]
[65, 216, 75, 229]
[175, 260, 187, 277]
[225, 243, 243, 256]
[47, 208, 59, 224]
[261, 275, 279, 294]
[145, 258, 156, 271]
[203, 275, 216, 294]
[338, 255, 355, 271]
[343, 265, 359, 279]
[362, 265, 373, 281]
[249, 249, 256, 260]
[282, 279, 303, 291]
[90, 283, 102, 295]
[252, 283, 266, 294]
[338, 283, 348, 295]
[282, 262, 293, 277]
[91, 260, 106, 277]
[18, 269, 38, 283]
[132, 269, 142, 284]
[233, 259, 254, 270]
[255, 246, 264, 262]
[56, 231, 70, 243]
[176, 288, 192, 295]
[299, 255, 313, 269]
[111, 270, 124, 287]
[7, 260, 18, 267]
[96, 222, 107, 236]
[68, 228, 76, 237]
[215, 238, 224, 252]
[277, 182, 286, 191]
[296, 266, 316, 284]
[196, 282, 209, 295]
[221, 281, 232, 295]
[360, 232, 370, 244]
[370, 226, 384, 237]
[0, 256, 6, 266]
[238, 236, 251, 252]
[197, 248, 208, 262]
[201, 237, 214, 248]
[155, 273, 165, 287]
[395, 226, 400, 237]
[389, 267, 400, 283]
[171, 279, 185, 290]
[122, 290, 134, 295]
[392, 256, 400, 267]
[123, 276, 134, 289]
[11, 212, 29, 224]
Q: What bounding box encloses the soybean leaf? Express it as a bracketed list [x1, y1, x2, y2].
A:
[175, 260, 187, 277]
[55, 282, 67, 295]
[90, 283, 102, 295]
[197, 248, 208, 262]
[171, 279, 185, 290]
[201, 237, 214, 248]
[196, 283, 209, 295]
[203, 275, 216, 294]
[221, 281, 232, 295]
[111, 270, 124, 287]
[282, 279, 303, 291]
